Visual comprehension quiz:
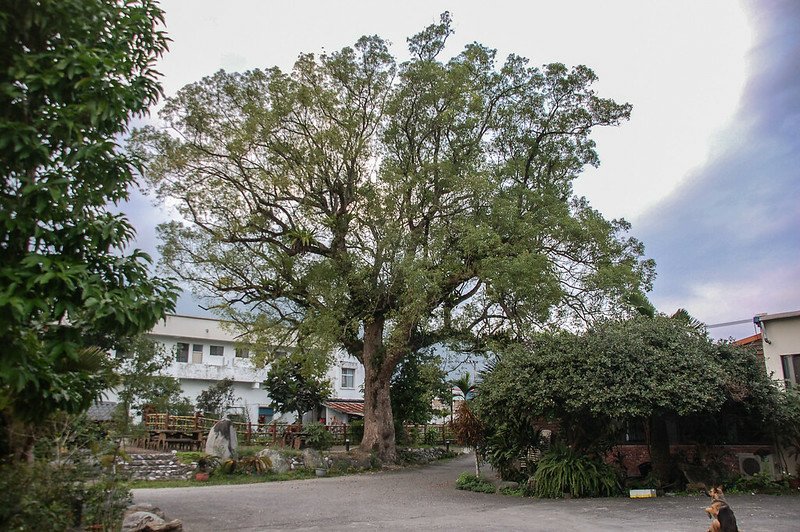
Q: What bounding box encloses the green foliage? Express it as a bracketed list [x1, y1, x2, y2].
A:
[727, 472, 791, 494]
[0, 0, 176, 436]
[262, 357, 331, 424]
[0, 413, 131, 530]
[349, 419, 364, 444]
[134, 12, 654, 461]
[113, 336, 184, 431]
[304, 421, 333, 451]
[451, 372, 476, 402]
[196, 378, 236, 418]
[532, 445, 621, 498]
[391, 351, 448, 425]
[456, 473, 496, 494]
[477, 317, 782, 455]
[484, 418, 541, 482]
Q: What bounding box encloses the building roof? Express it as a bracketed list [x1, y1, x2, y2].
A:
[754, 310, 800, 323]
[734, 332, 762, 346]
[324, 399, 364, 417]
[87, 401, 118, 422]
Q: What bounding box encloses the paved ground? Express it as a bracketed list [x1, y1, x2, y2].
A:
[133, 453, 800, 531]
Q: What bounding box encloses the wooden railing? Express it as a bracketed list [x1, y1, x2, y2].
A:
[143, 413, 452, 448]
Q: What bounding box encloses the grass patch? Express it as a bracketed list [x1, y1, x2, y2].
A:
[174, 451, 203, 465]
[456, 473, 496, 494]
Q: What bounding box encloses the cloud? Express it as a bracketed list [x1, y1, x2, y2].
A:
[636, 0, 800, 334]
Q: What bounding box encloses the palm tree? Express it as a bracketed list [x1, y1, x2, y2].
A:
[450, 372, 475, 402]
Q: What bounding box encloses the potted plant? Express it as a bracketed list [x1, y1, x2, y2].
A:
[195, 454, 218, 481]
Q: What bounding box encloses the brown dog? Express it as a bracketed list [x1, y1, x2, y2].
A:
[705, 486, 739, 532]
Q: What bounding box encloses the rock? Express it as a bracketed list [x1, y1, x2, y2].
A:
[144, 519, 183, 531]
[125, 504, 166, 519]
[302, 448, 324, 469]
[122, 511, 164, 532]
[257, 449, 291, 473]
[205, 418, 238, 460]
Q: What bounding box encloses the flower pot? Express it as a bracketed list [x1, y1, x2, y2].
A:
[315, 468, 327, 477]
[195, 472, 210, 481]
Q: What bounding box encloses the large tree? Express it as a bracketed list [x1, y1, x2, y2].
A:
[134, 14, 653, 461]
[0, 0, 177, 446]
[476, 316, 779, 483]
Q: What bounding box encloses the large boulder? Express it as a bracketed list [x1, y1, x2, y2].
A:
[205, 418, 238, 460]
[257, 448, 290, 473]
[302, 448, 325, 469]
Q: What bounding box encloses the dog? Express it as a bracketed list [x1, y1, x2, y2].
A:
[704, 485, 739, 532]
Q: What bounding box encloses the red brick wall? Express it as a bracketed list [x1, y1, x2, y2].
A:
[608, 444, 773, 477]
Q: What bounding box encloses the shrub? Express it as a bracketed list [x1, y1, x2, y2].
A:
[349, 420, 364, 444]
[423, 427, 441, 446]
[304, 422, 333, 451]
[196, 454, 220, 473]
[225, 455, 272, 475]
[532, 445, 621, 498]
[456, 472, 496, 494]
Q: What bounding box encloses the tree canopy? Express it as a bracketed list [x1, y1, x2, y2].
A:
[262, 357, 331, 424]
[476, 315, 780, 480]
[134, 13, 654, 460]
[0, 0, 177, 432]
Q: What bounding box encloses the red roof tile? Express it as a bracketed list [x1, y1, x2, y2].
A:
[324, 400, 364, 417]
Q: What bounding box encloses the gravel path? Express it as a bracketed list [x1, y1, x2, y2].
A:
[133, 452, 800, 531]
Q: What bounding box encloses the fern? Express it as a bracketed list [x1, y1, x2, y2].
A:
[532, 445, 620, 498]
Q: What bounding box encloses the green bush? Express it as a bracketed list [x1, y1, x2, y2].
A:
[304, 422, 333, 451]
[349, 420, 364, 444]
[423, 428, 441, 446]
[532, 445, 621, 498]
[456, 472, 497, 494]
[727, 472, 790, 494]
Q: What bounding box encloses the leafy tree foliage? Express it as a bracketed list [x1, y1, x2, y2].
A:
[113, 336, 184, 429]
[391, 351, 448, 427]
[476, 316, 781, 483]
[134, 13, 653, 460]
[196, 378, 236, 418]
[262, 357, 331, 424]
[0, 0, 177, 435]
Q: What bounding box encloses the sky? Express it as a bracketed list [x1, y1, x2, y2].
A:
[125, 0, 799, 340]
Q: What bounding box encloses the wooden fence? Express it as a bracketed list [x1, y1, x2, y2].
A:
[143, 413, 453, 448]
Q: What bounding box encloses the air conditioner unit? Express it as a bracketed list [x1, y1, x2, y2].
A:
[737, 453, 775, 478]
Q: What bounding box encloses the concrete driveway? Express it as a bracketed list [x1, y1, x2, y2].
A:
[133, 453, 799, 531]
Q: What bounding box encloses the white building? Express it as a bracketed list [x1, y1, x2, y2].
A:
[754, 310, 800, 387]
[107, 314, 365, 424]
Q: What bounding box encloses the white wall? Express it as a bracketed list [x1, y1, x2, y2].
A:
[760, 313, 800, 384]
[115, 314, 365, 423]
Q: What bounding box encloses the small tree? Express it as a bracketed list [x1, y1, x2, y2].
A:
[262, 357, 331, 425]
[113, 336, 183, 431]
[391, 351, 448, 437]
[452, 400, 486, 476]
[196, 378, 236, 419]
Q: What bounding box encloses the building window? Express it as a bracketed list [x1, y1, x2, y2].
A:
[341, 367, 355, 389]
[191, 344, 203, 364]
[176, 342, 189, 363]
[235, 347, 250, 358]
[210, 345, 224, 357]
[781, 354, 800, 386]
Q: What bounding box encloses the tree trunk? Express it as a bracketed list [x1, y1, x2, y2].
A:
[359, 319, 397, 463]
[648, 415, 672, 485]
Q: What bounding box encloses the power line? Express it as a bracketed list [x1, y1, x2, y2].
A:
[707, 318, 753, 328]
